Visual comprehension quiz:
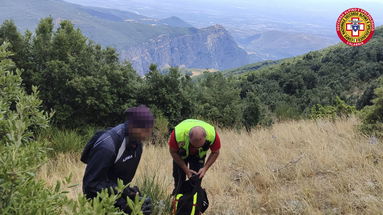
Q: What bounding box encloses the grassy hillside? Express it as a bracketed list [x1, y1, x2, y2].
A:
[38, 117, 383, 214]
[0, 0, 193, 48]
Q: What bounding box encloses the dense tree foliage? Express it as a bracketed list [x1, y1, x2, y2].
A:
[137, 65, 194, 127]
[1, 18, 141, 127]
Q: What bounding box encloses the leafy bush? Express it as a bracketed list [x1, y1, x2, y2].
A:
[309, 97, 356, 120]
[360, 79, 383, 137]
[0, 42, 51, 146]
[70, 179, 146, 215]
[0, 143, 71, 215]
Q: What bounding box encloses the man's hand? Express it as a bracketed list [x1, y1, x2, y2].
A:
[197, 167, 207, 179]
[199, 150, 219, 179]
[185, 168, 198, 178]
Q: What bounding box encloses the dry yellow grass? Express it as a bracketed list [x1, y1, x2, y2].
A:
[38, 117, 383, 214]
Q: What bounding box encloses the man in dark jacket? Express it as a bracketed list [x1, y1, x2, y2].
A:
[82, 105, 154, 213]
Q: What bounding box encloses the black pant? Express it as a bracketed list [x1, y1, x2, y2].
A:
[172, 155, 205, 195]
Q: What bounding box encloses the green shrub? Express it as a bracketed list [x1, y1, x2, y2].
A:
[0, 42, 51, 146]
[309, 96, 356, 120]
[69, 179, 146, 215]
[360, 79, 383, 137]
[0, 143, 72, 215]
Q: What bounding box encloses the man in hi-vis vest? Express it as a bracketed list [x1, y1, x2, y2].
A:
[168, 119, 221, 194]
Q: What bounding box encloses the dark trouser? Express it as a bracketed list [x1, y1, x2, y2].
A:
[172, 155, 205, 195]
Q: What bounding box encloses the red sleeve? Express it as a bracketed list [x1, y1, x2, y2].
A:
[168, 130, 179, 150]
[210, 131, 221, 152]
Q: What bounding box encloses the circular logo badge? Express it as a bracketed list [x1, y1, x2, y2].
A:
[336, 8, 375, 46]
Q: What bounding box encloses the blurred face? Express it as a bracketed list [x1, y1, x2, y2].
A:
[129, 127, 153, 141]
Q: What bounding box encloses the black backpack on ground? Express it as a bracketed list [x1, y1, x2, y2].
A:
[172, 175, 209, 215]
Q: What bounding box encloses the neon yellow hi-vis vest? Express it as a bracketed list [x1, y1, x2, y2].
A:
[174, 119, 216, 159]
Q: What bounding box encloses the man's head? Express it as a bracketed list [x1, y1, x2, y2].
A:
[125, 105, 154, 141]
[189, 126, 206, 148]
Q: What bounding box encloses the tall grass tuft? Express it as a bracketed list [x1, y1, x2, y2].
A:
[37, 126, 96, 155]
[137, 174, 172, 215]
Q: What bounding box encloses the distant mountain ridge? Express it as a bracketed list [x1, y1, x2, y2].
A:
[0, 0, 248, 74]
[61, 0, 346, 65]
[122, 25, 249, 74]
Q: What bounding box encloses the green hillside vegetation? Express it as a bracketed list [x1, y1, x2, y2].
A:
[1, 17, 382, 135]
[235, 26, 383, 121]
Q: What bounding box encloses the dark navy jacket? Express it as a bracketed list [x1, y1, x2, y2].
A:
[82, 123, 142, 199]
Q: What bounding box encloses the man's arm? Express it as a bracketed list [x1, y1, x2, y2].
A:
[197, 131, 221, 178]
[169, 147, 198, 178]
[197, 150, 220, 178]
